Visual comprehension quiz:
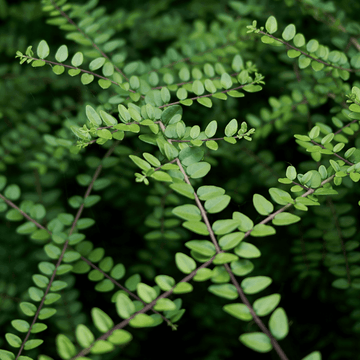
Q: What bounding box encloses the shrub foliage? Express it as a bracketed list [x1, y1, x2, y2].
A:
[1, 0, 360, 359]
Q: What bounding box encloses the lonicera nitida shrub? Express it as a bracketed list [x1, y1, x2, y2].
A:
[1, 0, 360, 359]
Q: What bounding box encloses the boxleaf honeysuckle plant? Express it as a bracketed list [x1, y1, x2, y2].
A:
[1, 0, 360, 359]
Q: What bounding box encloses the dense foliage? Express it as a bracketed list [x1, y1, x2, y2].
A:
[1, 0, 360, 359]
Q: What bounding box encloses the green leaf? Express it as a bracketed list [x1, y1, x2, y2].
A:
[24, 339, 43, 350]
[103, 62, 114, 76]
[265, 16, 277, 34]
[128, 107, 141, 122]
[173, 281, 193, 294]
[287, 49, 301, 58]
[11, 319, 30, 333]
[272, 212, 301, 226]
[32, 60, 46, 67]
[204, 79, 217, 93]
[197, 185, 225, 200]
[108, 329, 133, 345]
[206, 140, 218, 150]
[75, 324, 95, 348]
[161, 87, 171, 103]
[175, 252, 196, 274]
[17, 222, 37, 235]
[129, 313, 155, 328]
[205, 120, 217, 137]
[137, 283, 157, 303]
[225, 119, 238, 137]
[212, 219, 240, 235]
[269, 188, 294, 205]
[227, 90, 244, 98]
[294, 134, 310, 141]
[306, 39, 319, 53]
[56, 334, 76, 360]
[182, 221, 209, 235]
[6, 209, 23, 221]
[253, 194, 274, 215]
[312, 61, 324, 71]
[97, 129, 112, 140]
[187, 162, 211, 179]
[151, 171, 172, 182]
[282, 24, 296, 41]
[212, 253, 238, 264]
[52, 65, 65, 75]
[176, 88, 187, 100]
[286, 166, 297, 180]
[5, 333, 22, 348]
[243, 84, 262, 92]
[241, 276, 272, 294]
[185, 240, 216, 256]
[76, 218, 95, 229]
[193, 268, 213, 281]
[329, 159, 341, 172]
[129, 155, 151, 171]
[99, 110, 117, 126]
[205, 195, 231, 213]
[232, 54, 244, 72]
[219, 232, 245, 250]
[293, 33, 305, 47]
[4, 184, 21, 200]
[37, 40, 50, 59]
[351, 53, 360, 69]
[154, 298, 177, 311]
[164, 142, 179, 161]
[90, 340, 114, 354]
[208, 284, 238, 299]
[118, 104, 131, 123]
[66, 32, 92, 46]
[70, 126, 91, 140]
[301, 351, 322, 360]
[98, 79, 112, 89]
[234, 242, 261, 258]
[124, 61, 139, 74]
[190, 125, 200, 139]
[220, 73, 232, 89]
[223, 303, 253, 321]
[170, 183, 195, 199]
[197, 97, 212, 108]
[233, 212, 253, 232]
[298, 55, 311, 69]
[130, 75, 140, 90]
[192, 80, 204, 95]
[250, 224, 276, 237]
[179, 146, 204, 166]
[269, 307, 288, 340]
[20, 302, 37, 316]
[68, 68, 81, 76]
[81, 73, 94, 85]
[172, 204, 201, 221]
[155, 275, 175, 291]
[110, 263, 125, 280]
[239, 333, 272, 353]
[309, 125, 320, 139]
[91, 308, 114, 333]
[332, 278, 349, 289]
[253, 293, 281, 316]
[179, 67, 190, 81]
[55, 45, 68, 62]
[116, 294, 135, 319]
[71, 52, 83, 67]
[148, 72, 159, 86]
